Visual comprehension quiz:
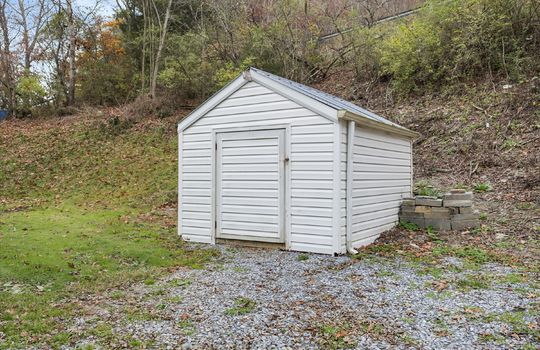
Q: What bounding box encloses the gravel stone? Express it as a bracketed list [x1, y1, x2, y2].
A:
[67, 245, 539, 350]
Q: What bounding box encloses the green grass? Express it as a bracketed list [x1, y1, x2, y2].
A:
[297, 253, 310, 261]
[318, 324, 355, 349]
[0, 204, 215, 348]
[0, 117, 217, 348]
[398, 221, 420, 231]
[224, 297, 257, 316]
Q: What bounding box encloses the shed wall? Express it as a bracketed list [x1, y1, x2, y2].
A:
[350, 125, 413, 247]
[179, 81, 337, 254]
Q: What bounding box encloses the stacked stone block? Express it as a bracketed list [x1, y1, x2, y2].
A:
[399, 189, 480, 231]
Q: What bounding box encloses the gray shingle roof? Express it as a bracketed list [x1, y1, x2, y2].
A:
[250, 67, 406, 130]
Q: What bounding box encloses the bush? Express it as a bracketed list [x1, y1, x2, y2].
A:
[15, 73, 47, 117]
[380, 0, 540, 93]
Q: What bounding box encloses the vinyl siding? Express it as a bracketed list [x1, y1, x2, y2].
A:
[350, 125, 412, 247]
[180, 81, 336, 254]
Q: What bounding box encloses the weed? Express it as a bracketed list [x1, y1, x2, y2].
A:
[426, 290, 453, 300]
[318, 324, 355, 349]
[499, 273, 527, 284]
[419, 266, 444, 279]
[110, 291, 125, 300]
[433, 318, 450, 336]
[456, 275, 490, 290]
[453, 246, 491, 264]
[297, 254, 310, 261]
[414, 181, 442, 197]
[478, 333, 506, 344]
[375, 270, 395, 278]
[177, 320, 196, 335]
[168, 278, 192, 287]
[51, 332, 72, 348]
[473, 182, 492, 193]
[398, 221, 420, 231]
[484, 310, 540, 340]
[399, 333, 419, 346]
[167, 295, 183, 303]
[516, 202, 538, 211]
[144, 279, 156, 286]
[502, 138, 519, 150]
[426, 226, 442, 242]
[88, 323, 114, 342]
[128, 338, 143, 347]
[224, 297, 256, 316]
[124, 307, 157, 322]
[232, 266, 249, 273]
[479, 212, 487, 220]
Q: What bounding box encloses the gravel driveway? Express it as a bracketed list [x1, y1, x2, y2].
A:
[69, 245, 539, 350]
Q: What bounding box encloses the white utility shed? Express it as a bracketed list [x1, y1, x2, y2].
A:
[177, 68, 419, 255]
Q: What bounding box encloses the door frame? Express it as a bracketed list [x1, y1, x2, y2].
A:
[211, 124, 291, 249]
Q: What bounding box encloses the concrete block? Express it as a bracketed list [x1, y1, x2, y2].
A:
[399, 211, 424, 218]
[443, 192, 473, 201]
[400, 217, 425, 228]
[451, 219, 480, 231]
[443, 199, 472, 207]
[415, 206, 432, 213]
[425, 210, 451, 219]
[424, 218, 452, 231]
[402, 199, 415, 207]
[450, 189, 466, 194]
[415, 196, 443, 207]
[432, 207, 451, 213]
[400, 206, 416, 213]
[451, 213, 479, 221]
[458, 207, 473, 214]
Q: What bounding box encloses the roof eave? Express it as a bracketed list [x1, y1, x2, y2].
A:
[338, 110, 421, 139]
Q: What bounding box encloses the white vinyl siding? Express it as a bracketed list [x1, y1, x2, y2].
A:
[180, 81, 336, 254]
[350, 125, 412, 247]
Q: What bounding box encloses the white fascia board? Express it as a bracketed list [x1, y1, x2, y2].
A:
[250, 70, 338, 122]
[177, 74, 249, 133]
[338, 110, 420, 139]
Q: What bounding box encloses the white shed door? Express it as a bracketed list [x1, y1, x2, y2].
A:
[216, 129, 285, 243]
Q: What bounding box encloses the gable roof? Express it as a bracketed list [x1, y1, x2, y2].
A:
[178, 67, 419, 138]
[250, 68, 401, 129]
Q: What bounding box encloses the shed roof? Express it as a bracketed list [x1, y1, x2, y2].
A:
[178, 67, 418, 138]
[250, 68, 403, 129]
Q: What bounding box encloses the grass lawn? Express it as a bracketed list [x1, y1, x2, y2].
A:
[0, 115, 217, 349]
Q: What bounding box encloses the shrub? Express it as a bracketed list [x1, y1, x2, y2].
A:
[414, 180, 442, 197]
[380, 0, 540, 93]
[473, 182, 492, 193]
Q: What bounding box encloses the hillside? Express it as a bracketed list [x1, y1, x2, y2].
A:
[2, 75, 539, 251]
[315, 72, 540, 244]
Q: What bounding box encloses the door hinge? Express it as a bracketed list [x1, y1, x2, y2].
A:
[215, 220, 217, 229]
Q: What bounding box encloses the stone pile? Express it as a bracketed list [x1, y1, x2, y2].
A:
[399, 189, 480, 231]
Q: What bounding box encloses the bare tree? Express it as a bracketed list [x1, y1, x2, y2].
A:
[149, 0, 173, 99]
[14, 0, 52, 71]
[65, 0, 76, 105]
[0, 0, 16, 112]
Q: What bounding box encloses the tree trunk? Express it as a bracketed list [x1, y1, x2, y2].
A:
[66, 0, 76, 106]
[149, 0, 172, 99]
[0, 0, 16, 114]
